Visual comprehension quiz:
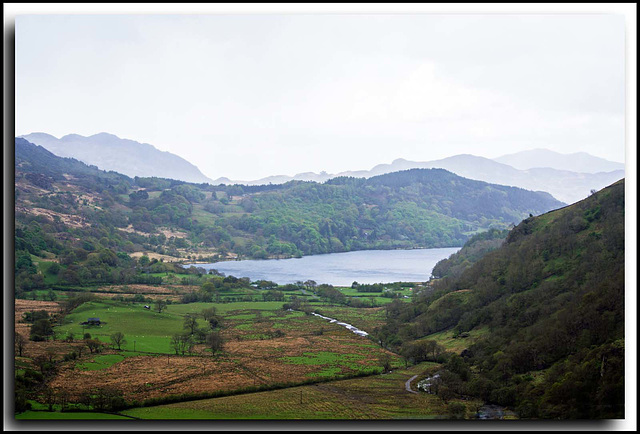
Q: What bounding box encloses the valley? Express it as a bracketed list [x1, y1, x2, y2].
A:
[12, 137, 625, 421]
[11, 10, 629, 426]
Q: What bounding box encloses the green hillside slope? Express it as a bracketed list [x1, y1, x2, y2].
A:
[376, 180, 625, 418]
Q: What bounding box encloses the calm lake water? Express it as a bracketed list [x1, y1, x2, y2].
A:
[193, 247, 461, 286]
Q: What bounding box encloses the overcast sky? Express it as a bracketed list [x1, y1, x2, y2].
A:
[15, 11, 627, 180]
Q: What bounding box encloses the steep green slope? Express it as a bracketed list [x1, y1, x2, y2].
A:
[376, 180, 625, 418]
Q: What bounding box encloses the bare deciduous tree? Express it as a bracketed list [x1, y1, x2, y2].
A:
[206, 330, 224, 356]
[154, 299, 167, 313]
[15, 333, 27, 357]
[86, 339, 102, 354]
[170, 334, 194, 355]
[110, 332, 127, 350]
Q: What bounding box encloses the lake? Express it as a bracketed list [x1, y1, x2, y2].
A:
[192, 247, 461, 286]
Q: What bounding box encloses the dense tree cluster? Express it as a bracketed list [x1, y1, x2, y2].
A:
[222, 170, 561, 257]
[431, 228, 509, 280]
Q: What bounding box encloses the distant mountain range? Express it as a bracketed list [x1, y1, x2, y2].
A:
[19, 131, 624, 205]
[214, 153, 624, 205]
[20, 132, 214, 184]
[494, 148, 624, 173]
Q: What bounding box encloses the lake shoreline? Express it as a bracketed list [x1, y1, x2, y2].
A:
[182, 247, 461, 286]
[181, 245, 463, 266]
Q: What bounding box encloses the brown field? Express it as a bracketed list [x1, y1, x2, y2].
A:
[78, 284, 194, 302]
[14, 178, 64, 197]
[49, 353, 252, 401]
[44, 316, 395, 403]
[117, 225, 188, 240]
[19, 340, 89, 362]
[47, 338, 389, 403]
[76, 193, 103, 209]
[92, 292, 183, 302]
[184, 250, 238, 261]
[14, 299, 62, 339]
[15, 285, 402, 413]
[158, 227, 189, 239]
[14, 299, 90, 363]
[96, 284, 182, 296]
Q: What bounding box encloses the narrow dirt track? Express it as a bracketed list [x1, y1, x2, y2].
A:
[405, 375, 418, 394]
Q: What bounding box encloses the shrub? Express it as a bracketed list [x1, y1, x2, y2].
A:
[448, 402, 467, 419]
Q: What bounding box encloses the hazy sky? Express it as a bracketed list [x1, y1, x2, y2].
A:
[15, 11, 627, 180]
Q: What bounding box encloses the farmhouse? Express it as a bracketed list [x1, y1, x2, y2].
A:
[81, 317, 101, 325]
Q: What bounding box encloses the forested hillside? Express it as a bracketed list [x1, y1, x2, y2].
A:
[431, 228, 509, 280]
[375, 179, 625, 418]
[231, 169, 563, 256]
[15, 137, 564, 260]
[15, 137, 566, 297]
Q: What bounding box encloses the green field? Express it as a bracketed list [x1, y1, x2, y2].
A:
[283, 351, 368, 378]
[52, 299, 367, 354]
[54, 300, 186, 353]
[53, 299, 300, 353]
[167, 301, 287, 315]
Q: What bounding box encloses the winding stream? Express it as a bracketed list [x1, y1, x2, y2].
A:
[310, 312, 369, 337]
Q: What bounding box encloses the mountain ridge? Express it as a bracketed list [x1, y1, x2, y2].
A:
[213, 153, 623, 204]
[20, 132, 214, 184]
[20, 132, 623, 205]
[493, 148, 624, 173]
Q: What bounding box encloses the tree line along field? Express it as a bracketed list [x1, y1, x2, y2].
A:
[17, 276, 463, 419]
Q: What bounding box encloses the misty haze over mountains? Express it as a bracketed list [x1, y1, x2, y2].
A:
[213, 153, 624, 205]
[20, 132, 214, 184]
[21, 132, 624, 205]
[494, 148, 625, 173]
